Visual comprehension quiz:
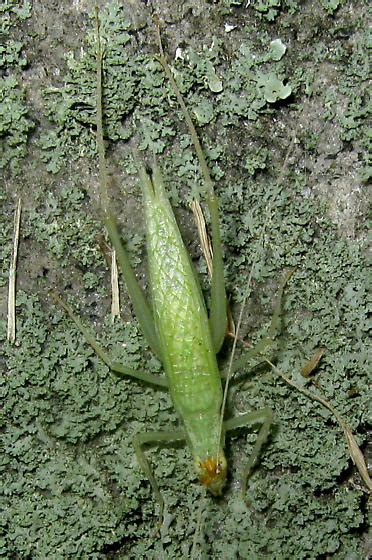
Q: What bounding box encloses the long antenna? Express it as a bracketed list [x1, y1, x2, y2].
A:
[154, 17, 227, 353]
[94, 8, 110, 216]
[215, 221, 269, 462]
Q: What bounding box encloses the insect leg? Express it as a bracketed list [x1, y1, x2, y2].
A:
[225, 269, 294, 379]
[262, 268, 294, 344]
[223, 408, 273, 498]
[134, 429, 185, 529]
[51, 292, 167, 387]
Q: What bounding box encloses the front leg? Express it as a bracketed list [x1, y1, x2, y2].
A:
[224, 408, 273, 499]
[134, 429, 185, 531]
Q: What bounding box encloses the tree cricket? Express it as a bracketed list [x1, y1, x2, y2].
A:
[55, 13, 294, 527]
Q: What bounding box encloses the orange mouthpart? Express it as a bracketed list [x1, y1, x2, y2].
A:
[199, 457, 222, 485]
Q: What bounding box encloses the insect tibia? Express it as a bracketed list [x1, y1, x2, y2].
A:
[195, 453, 227, 496]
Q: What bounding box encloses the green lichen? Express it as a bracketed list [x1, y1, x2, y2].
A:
[0, 77, 33, 172]
[251, 0, 283, 21]
[40, 3, 293, 177]
[0, 0, 33, 174]
[320, 0, 342, 14]
[40, 3, 172, 172]
[255, 71, 292, 103]
[1, 1, 370, 558]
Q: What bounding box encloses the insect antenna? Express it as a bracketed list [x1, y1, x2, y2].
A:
[215, 220, 269, 466]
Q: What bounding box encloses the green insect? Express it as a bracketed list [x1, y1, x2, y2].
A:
[57, 15, 288, 525]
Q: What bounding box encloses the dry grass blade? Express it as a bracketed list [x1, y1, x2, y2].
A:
[110, 247, 120, 321]
[300, 348, 325, 377]
[191, 199, 236, 339]
[191, 199, 213, 278]
[7, 197, 22, 344]
[97, 236, 120, 321]
[267, 359, 372, 493]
